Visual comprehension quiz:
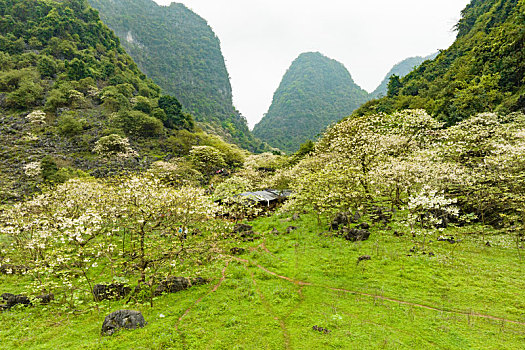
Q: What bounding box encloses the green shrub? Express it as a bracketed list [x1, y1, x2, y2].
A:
[40, 155, 59, 181]
[112, 110, 164, 137]
[37, 55, 57, 78]
[100, 86, 130, 112]
[44, 88, 68, 113]
[47, 167, 89, 184]
[6, 78, 43, 109]
[132, 96, 153, 114]
[57, 112, 83, 136]
[166, 129, 199, 156]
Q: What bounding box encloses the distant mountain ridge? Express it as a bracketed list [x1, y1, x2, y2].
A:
[253, 52, 369, 153]
[370, 52, 438, 99]
[89, 0, 265, 151]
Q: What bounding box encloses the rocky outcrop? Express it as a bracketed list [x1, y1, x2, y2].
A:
[101, 310, 146, 335]
[154, 277, 208, 296]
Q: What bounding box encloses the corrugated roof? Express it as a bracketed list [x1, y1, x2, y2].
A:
[238, 189, 291, 203]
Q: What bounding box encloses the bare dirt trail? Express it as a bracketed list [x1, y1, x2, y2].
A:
[176, 260, 230, 331]
[259, 240, 284, 262]
[247, 268, 291, 350]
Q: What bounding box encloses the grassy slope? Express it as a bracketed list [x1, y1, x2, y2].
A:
[1, 213, 525, 349]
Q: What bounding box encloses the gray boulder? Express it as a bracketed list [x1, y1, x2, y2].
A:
[1, 293, 31, 309]
[286, 226, 298, 233]
[330, 212, 350, 231]
[343, 228, 371, 242]
[35, 293, 54, 305]
[230, 247, 246, 255]
[101, 310, 145, 335]
[233, 223, 252, 233]
[154, 277, 207, 296]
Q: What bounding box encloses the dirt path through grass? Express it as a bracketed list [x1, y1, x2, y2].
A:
[235, 254, 525, 327]
[248, 268, 291, 350]
[175, 260, 230, 341]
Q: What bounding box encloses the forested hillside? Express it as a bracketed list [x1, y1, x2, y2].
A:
[0, 0, 245, 202]
[253, 52, 369, 153]
[1, 1, 525, 348]
[369, 52, 438, 99]
[88, 0, 264, 151]
[356, 0, 524, 125]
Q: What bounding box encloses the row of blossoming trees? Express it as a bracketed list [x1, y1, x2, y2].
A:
[0, 175, 229, 306]
[272, 110, 525, 238]
[0, 109, 524, 306]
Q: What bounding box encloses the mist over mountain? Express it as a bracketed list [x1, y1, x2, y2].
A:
[253, 52, 369, 153]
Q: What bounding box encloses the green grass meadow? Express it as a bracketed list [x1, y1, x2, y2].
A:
[1, 213, 525, 349]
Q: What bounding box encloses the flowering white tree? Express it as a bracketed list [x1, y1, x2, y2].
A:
[24, 161, 42, 178]
[0, 175, 229, 307]
[407, 186, 459, 248]
[93, 134, 138, 158]
[25, 110, 46, 125]
[281, 110, 444, 221]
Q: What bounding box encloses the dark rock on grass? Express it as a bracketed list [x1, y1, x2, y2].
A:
[330, 212, 351, 231]
[35, 293, 54, 305]
[357, 255, 371, 265]
[342, 228, 370, 242]
[0, 292, 54, 310]
[292, 213, 300, 221]
[356, 222, 370, 230]
[437, 236, 456, 244]
[485, 241, 492, 247]
[312, 325, 330, 334]
[154, 276, 208, 296]
[286, 226, 298, 234]
[232, 224, 258, 239]
[230, 247, 246, 255]
[233, 223, 253, 233]
[93, 283, 131, 302]
[155, 277, 190, 295]
[393, 231, 404, 237]
[370, 207, 392, 224]
[239, 230, 256, 239]
[1, 293, 31, 309]
[271, 228, 280, 235]
[101, 310, 146, 336]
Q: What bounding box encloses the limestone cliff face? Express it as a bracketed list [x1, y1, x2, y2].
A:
[89, 0, 265, 151]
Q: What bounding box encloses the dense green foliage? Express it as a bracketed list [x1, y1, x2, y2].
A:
[0, 0, 245, 202]
[356, 0, 524, 125]
[369, 52, 438, 99]
[253, 52, 369, 153]
[88, 0, 265, 152]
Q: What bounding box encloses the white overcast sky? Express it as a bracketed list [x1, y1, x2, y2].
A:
[153, 0, 470, 128]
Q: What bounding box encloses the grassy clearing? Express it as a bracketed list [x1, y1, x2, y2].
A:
[1, 212, 525, 349]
